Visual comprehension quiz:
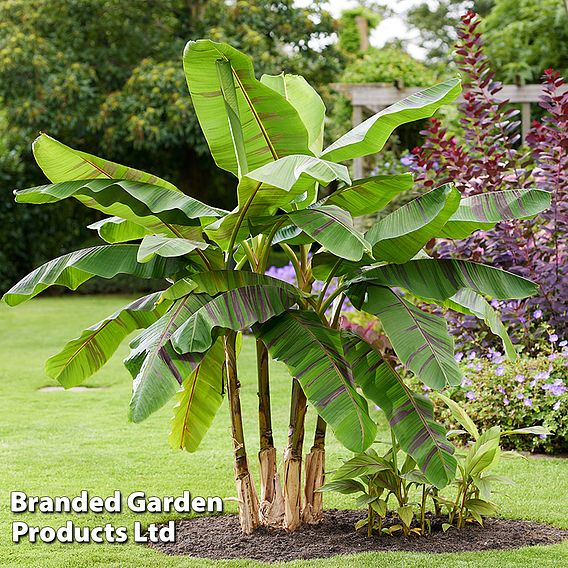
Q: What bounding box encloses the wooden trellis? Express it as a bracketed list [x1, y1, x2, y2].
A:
[333, 82, 568, 179]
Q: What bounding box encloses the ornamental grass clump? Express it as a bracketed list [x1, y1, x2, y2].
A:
[2, 38, 550, 535]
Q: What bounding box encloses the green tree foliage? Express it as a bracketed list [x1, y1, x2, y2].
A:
[0, 0, 340, 291]
[341, 47, 436, 86]
[338, 7, 381, 54]
[406, 1, 495, 63]
[483, 0, 568, 83]
[406, 0, 567, 83]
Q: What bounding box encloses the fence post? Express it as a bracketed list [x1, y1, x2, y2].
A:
[521, 102, 531, 142]
[352, 104, 364, 179]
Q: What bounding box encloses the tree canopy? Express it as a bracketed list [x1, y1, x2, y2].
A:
[0, 0, 341, 291]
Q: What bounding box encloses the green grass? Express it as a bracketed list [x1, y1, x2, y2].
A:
[0, 296, 567, 567]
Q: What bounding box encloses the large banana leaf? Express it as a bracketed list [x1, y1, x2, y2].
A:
[171, 281, 301, 355]
[254, 205, 370, 262]
[160, 269, 301, 303]
[259, 310, 377, 453]
[88, 217, 151, 244]
[287, 206, 370, 261]
[342, 331, 456, 488]
[137, 235, 209, 263]
[323, 173, 414, 217]
[366, 184, 460, 263]
[187, 269, 301, 297]
[46, 292, 169, 387]
[205, 155, 349, 248]
[311, 252, 375, 281]
[439, 189, 551, 239]
[348, 258, 538, 302]
[349, 285, 462, 389]
[126, 294, 213, 423]
[2, 245, 184, 307]
[444, 288, 516, 360]
[169, 337, 226, 452]
[321, 78, 461, 162]
[183, 40, 311, 177]
[15, 180, 224, 235]
[236, 154, 350, 210]
[32, 133, 179, 192]
[261, 73, 325, 155]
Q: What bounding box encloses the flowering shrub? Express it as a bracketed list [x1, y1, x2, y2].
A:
[437, 343, 568, 454]
[407, 11, 568, 353]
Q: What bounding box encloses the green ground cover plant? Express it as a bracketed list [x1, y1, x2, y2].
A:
[2, 38, 552, 541]
[438, 350, 568, 454]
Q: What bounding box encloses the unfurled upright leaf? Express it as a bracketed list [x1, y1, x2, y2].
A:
[342, 331, 457, 489]
[438, 189, 551, 239]
[465, 426, 501, 477]
[348, 285, 462, 389]
[261, 73, 326, 154]
[259, 310, 377, 453]
[323, 173, 414, 217]
[169, 338, 227, 452]
[2, 245, 184, 307]
[183, 40, 311, 177]
[436, 392, 480, 440]
[215, 58, 249, 177]
[126, 294, 213, 423]
[32, 133, 179, 191]
[366, 184, 460, 263]
[321, 78, 461, 162]
[46, 293, 169, 388]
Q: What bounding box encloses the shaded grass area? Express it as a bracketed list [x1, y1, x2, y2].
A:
[0, 296, 567, 567]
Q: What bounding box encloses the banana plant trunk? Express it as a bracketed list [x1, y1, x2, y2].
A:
[282, 379, 308, 531]
[225, 332, 260, 534]
[302, 416, 326, 524]
[256, 339, 285, 526]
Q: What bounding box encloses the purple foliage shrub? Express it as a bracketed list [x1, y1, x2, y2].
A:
[408, 11, 568, 353]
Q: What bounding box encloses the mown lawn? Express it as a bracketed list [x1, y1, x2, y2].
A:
[0, 296, 567, 567]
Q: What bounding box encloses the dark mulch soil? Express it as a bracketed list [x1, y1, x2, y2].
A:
[148, 509, 568, 562]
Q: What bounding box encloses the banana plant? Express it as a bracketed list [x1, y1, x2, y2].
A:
[2, 39, 550, 536]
